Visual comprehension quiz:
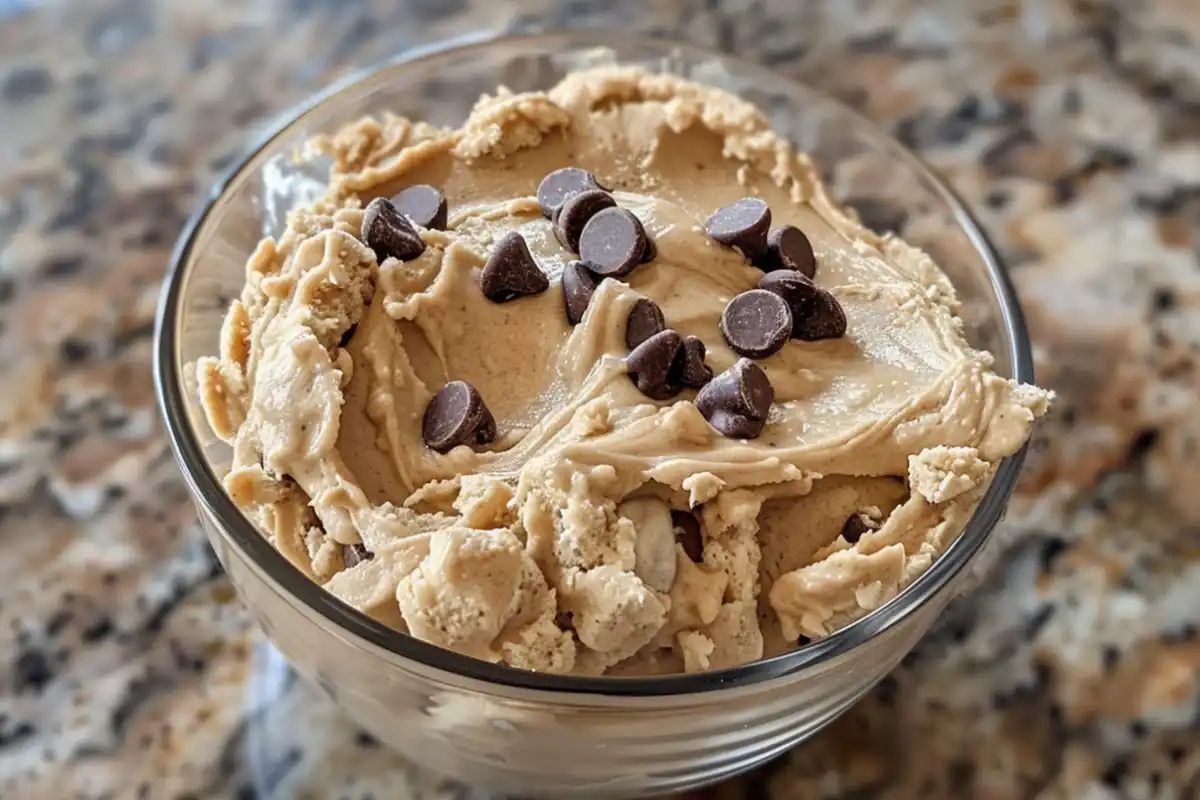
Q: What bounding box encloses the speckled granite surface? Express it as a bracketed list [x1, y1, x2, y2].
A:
[2, 0, 1199, 797]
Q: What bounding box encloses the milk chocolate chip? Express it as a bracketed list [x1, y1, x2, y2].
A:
[480, 232, 549, 303]
[719, 289, 792, 359]
[391, 184, 448, 230]
[422, 381, 497, 453]
[695, 358, 774, 439]
[704, 197, 771, 261]
[362, 197, 425, 261]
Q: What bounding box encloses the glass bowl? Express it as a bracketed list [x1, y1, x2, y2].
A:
[154, 31, 1034, 798]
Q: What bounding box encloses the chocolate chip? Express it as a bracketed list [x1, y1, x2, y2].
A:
[562, 261, 600, 325]
[537, 168, 602, 219]
[362, 197, 426, 261]
[391, 184, 447, 230]
[673, 335, 713, 388]
[695, 358, 774, 439]
[338, 324, 358, 349]
[719, 289, 792, 359]
[704, 197, 771, 260]
[625, 298, 666, 349]
[343, 543, 374, 568]
[626, 329, 683, 401]
[554, 189, 616, 253]
[672, 510, 703, 562]
[480, 232, 549, 303]
[841, 513, 877, 544]
[757, 271, 847, 341]
[579, 207, 647, 278]
[757, 270, 816, 308]
[641, 233, 657, 264]
[421, 380, 497, 453]
[759, 225, 816, 277]
[626, 212, 656, 263]
[792, 288, 847, 341]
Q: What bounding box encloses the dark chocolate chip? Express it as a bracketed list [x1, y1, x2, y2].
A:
[421, 380, 497, 453]
[627, 212, 655, 263]
[338, 324, 358, 349]
[554, 610, 575, 632]
[626, 329, 683, 401]
[841, 513, 877, 544]
[537, 167, 602, 219]
[562, 261, 601, 326]
[625, 297, 666, 349]
[579, 207, 646, 278]
[792, 288, 847, 341]
[343, 543, 374, 568]
[719, 289, 792, 359]
[641, 232, 657, 264]
[704, 197, 771, 260]
[480, 232, 549, 303]
[391, 184, 447, 230]
[705, 409, 765, 439]
[672, 510, 704, 562]
[759, 225, 816, 277]
[554, 189, 616, 253]
[362, 197, 425, 261]
[673, 335, 713, 388]
[757, 269, 816, 308]
[758, 271, 848, 341]
[695, 358, 774, 439]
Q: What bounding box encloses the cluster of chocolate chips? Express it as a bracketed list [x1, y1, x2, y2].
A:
[476, 165, 656, 308]
[538, 168, 656, 276]
[536, 169, 714, 403]
[360, 186, 505, 455]
[668, 196, 849, 439]
[538, 167, 656, 289]
[703, 196, 846, 359]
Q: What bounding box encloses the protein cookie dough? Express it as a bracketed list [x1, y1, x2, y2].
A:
[196, 66, 1050, 676]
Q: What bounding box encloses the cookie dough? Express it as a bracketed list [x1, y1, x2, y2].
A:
[196, 67, 1050, 676]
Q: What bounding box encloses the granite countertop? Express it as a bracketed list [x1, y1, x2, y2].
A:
[2, 0, 1199, 797]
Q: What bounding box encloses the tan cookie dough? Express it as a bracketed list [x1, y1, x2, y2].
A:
[197, 67, 1050, 675]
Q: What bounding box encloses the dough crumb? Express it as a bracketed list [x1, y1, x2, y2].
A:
[908, 446, 992, 504]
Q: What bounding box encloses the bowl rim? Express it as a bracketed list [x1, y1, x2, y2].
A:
[154, 29, 1034, 697]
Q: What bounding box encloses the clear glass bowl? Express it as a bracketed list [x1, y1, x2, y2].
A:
[154, 31, 1034, 798]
